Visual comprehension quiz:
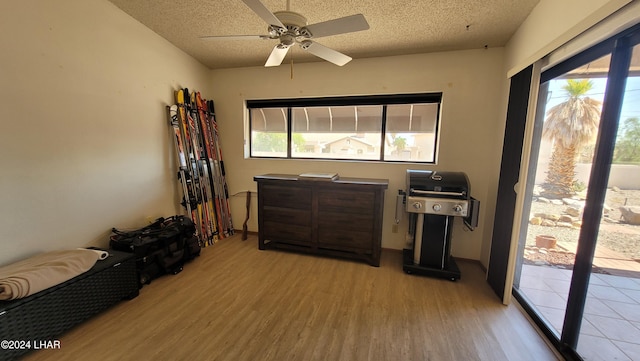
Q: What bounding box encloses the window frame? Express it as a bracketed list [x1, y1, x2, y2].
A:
[247, 93, 443, 163]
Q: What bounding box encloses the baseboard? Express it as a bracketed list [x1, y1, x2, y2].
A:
[233, 230, 258, 236]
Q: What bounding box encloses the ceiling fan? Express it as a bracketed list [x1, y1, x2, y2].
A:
[200, 0, 370, 67]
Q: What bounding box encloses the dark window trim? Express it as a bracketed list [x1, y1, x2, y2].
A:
[379, 105, 388, 160]
[246, 93, 443, 109]
[247, 93, 443, 163]
[286, 107, 292, 158]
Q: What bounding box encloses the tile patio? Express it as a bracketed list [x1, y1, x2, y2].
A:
[520, 264, 640, 360]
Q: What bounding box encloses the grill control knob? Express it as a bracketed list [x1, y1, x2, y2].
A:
[412, 202, 422, 210]
[453, 204, 463, 213]
[432, 203, 442, 212]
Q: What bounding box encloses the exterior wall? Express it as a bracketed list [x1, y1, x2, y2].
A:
[326, 137, 374, 155]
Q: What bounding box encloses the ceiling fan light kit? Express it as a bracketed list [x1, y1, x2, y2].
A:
[200, 0, 369, 68]
[273, 11, 307, 29]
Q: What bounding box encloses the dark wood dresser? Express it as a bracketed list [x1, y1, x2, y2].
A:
[254, 174, 388, 266]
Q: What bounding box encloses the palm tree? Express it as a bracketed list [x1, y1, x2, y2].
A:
[541, 79, 602, 199]
[393, 136, 407, 152]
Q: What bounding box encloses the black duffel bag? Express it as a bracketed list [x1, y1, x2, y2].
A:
[110, 215, 200, 286]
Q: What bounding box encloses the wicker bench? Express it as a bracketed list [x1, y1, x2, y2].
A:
[0, 249, 139, 360]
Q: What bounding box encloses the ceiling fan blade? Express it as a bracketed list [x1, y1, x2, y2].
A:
[302, 14, 369, 38]
[199, 35, 273, 41]
[300, 41, 352, 66]
[241, 0, 285, 30]
[265, 45, 290, 67]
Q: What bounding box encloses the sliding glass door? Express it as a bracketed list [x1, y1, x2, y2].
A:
[513, 25, 640, 360]
[574, 41, 640, 360]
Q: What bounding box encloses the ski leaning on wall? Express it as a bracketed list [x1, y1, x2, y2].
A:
[166, 88, 233, 246]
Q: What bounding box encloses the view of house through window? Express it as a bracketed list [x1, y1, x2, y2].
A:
[248, 94, 441, 163]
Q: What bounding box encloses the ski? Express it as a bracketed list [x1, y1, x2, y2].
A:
[207, 99, 234, 236]
[175, 89, 207, 244]
[167, 105, 194, 224]
[185, 88, 219, 245]
[169, 87, 233, 243]
[195, 92, 226, 239]
[187, 89, 218, 245]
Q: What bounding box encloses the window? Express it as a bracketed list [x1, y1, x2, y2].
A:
[247, 93, 442, 163]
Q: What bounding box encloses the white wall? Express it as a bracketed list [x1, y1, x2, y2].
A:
[210, 48, 507, 262]
[0, 0, 212, 266]
[505, 0, 630, 77]
[3, 0, 626, 269]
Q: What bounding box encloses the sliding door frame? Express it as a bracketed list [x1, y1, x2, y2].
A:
[513, 23, 639, 360]
[561, 30, 634, 349]
[486, 65, 534, 303]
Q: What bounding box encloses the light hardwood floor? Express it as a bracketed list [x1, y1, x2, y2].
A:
[23, 234, 561, 361]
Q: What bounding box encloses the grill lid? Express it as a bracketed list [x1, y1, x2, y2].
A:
[406, 170, 469, 199]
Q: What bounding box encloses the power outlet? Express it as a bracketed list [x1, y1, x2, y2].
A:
[392, 224, 398, 233]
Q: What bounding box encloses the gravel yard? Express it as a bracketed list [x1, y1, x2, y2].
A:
[523, 187, 640, 270]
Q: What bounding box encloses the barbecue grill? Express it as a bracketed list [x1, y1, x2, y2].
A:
[403, 170, 479, 280]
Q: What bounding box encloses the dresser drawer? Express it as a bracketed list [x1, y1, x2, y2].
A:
[262, 184, 311, 209]
[263, 222, 311, 243]
[317, 227, 373, 250]
[317, 190, 375, 213]
[318, 211, 373, 232]
[264, 206, 311, 227]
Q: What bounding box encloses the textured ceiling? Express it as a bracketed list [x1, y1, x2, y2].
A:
[108, 0, 540, 69]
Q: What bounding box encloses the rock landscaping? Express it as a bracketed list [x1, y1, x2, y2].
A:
[523, 187, 640, 272]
